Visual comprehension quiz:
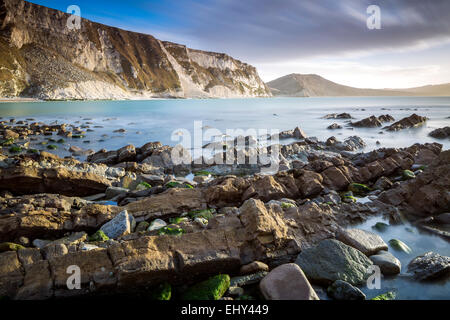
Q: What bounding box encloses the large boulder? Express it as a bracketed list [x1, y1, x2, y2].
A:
[295, 239, 373, 286]
[337, 228, 388, 256]
[385, 114, 427, 131]
[429, 127, 450, 139]
[259, 263, 319, 300]
[369, 250, 401, 275]
[407, 252, 450, 281]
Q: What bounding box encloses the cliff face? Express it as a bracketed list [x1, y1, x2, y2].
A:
[0, 0, 271, 99]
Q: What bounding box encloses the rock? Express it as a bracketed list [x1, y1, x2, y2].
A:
[369, 250, 401, 275]
[18, 237, 29, 246]
[135, 221, 150, 232]
[337, 228, 388, 256]
[42, 243, 68, 259]
[259, 263, 319, 300]
[402, 169, 415, 180]
[327, 280, 365, 300]
[435, 213, 450, 224]
[388, 239, 412, 254]
[148, 219, 167, 231]
[240, 261, 269, 275]
[296, 170, 324, 198]
[385, 114, 427, 131]
[373, 176, 393, 191]
[88, 230, 109, 242]
[327, 123, 342, 130]
[0, 163, 111, 197]
[293, 126, 307, 139]
[0, 242, 25, 252]
[348, 183, 371, 196]
[100, 210, 136, 239]
[230, 271, 268, 287]
[407, 252, 450, 281]
[182, 274, 230, 300]
[32, 239, 51, 249]
[323, 113, 352, 119]
[105, 186, 128, 199]
[4, 129, 19, 139]
[295, 239, 373, 286]
[371, 291, 396, 300]
[117, 145, 136, 163]
[378, 149, 449, 216]
[351, 115, 383, 128]
[372, 222, 389, 232]
[227, 286, 244, 297]
[429, 127, 450, 139]
[79, 243, 100, 251]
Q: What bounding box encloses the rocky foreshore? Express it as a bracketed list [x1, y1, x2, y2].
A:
[1, 121, 449, 300]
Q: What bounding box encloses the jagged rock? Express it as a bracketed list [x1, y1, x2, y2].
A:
[259, 263, 319, 300]
[295, 239, 373, 286]
[296, 170, 324, 197]
[117, 145, 136, 163]
[100, 210, 136, 239]
[337, 228, 388, 256]
[351, 115, 383, 128]
[385, 114, 428, 131]
[327, 123, 342, 130]
[322, 113, 352, 119]
[369, 250, 401, 275]
[148, 219, 167, 231]
[327, 280, 366, 300]
[429, 127, 450, 139]
[373, 176, 393, 191]
[407, 252, 450, 281]
[378, 150, 450, 216]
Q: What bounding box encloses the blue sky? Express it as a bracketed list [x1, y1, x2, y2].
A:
[29, 0, 450, 88]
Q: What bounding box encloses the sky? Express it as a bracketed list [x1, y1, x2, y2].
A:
[29, 0, 450, 89]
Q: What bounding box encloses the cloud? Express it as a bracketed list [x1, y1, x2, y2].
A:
[156, 0, 450, 63]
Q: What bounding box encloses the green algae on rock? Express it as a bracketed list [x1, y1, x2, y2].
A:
[152, 282, 172, 300]
[88, 230, 109, 242]
[182, 274, 230, 300]
[389, 239, 412, 254]
[371, 291, 396, 300]
[348, 183, 371, 196]
[0, 242, 25, 252]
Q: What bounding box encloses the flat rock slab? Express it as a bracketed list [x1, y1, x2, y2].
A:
[337, 228, 388, 256]
[407, 251, 450, 281]
[259, 263, 319, 300]
[369, 250, 401, 275]
[295, 239, 373, 286]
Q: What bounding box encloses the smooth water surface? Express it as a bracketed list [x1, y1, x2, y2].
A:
[1, 97, 449, 158]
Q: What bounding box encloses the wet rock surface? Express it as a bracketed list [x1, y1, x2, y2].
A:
[407, 252, 450, 281]
[0, 123, 449, 300]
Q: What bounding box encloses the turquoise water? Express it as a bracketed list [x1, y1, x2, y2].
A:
[0, 97, 449, 158]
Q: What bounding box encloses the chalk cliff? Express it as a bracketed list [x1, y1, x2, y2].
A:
[0, 0, 271, 99]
